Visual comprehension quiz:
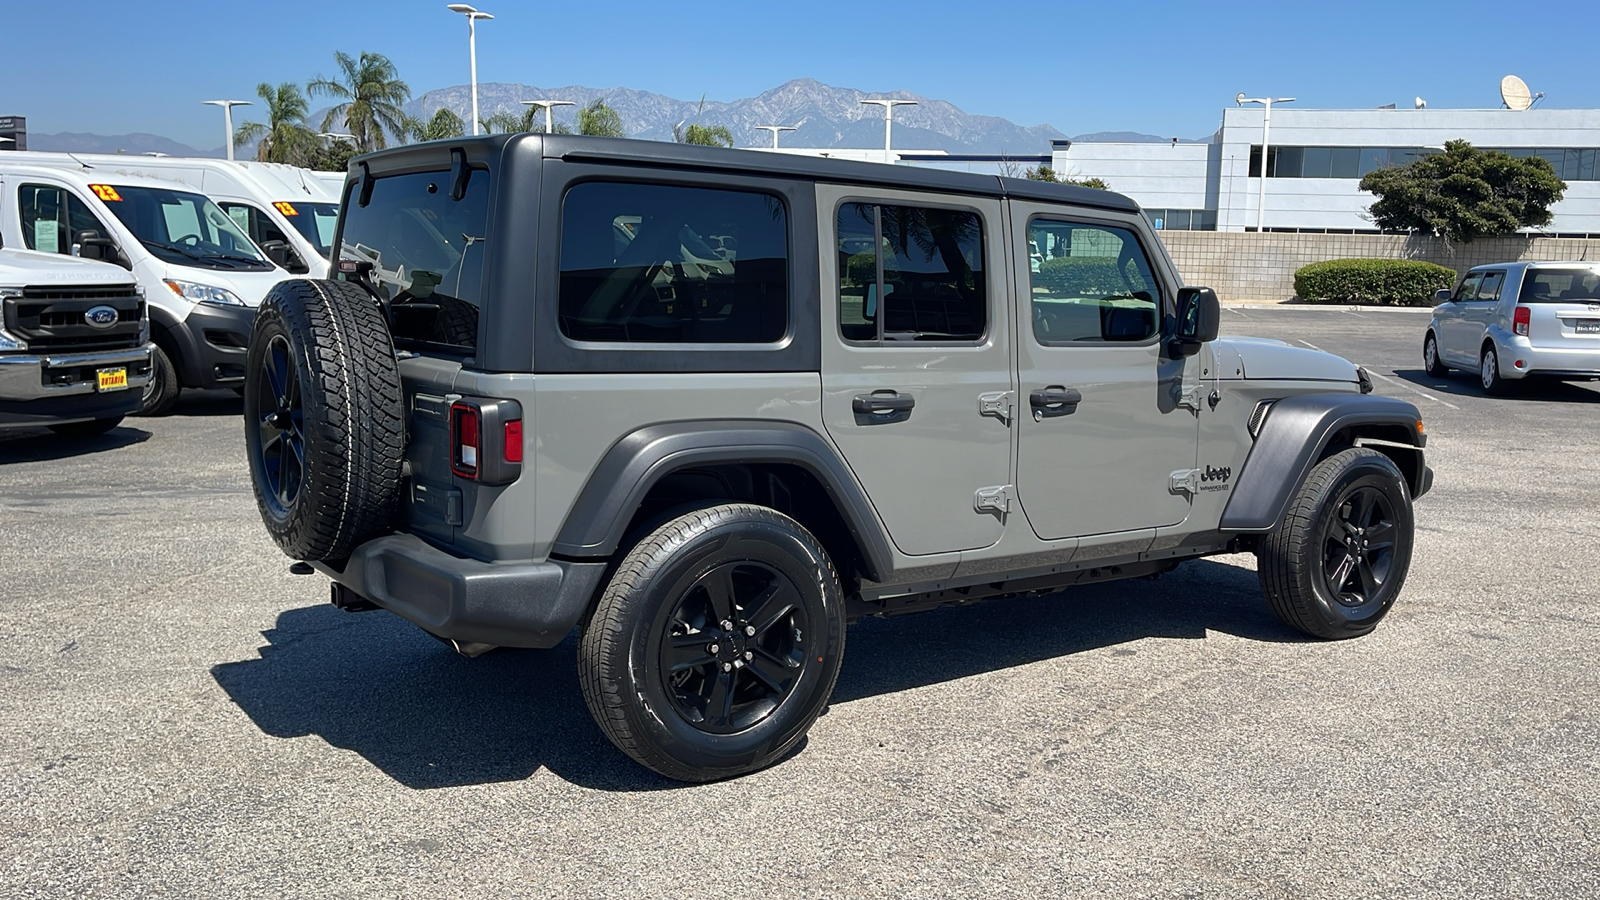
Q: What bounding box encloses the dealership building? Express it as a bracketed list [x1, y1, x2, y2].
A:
[1045, 105, 1600, 235]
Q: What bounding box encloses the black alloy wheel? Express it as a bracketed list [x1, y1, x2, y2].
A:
[254, 334, 305, 517]
[1319, 483, 1397, 608]
[658, 560, 812, 734]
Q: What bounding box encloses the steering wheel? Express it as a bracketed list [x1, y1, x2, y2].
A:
[174, 234, 202, 247]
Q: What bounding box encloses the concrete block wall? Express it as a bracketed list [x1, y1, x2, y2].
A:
[1156, 232, 1600, 301]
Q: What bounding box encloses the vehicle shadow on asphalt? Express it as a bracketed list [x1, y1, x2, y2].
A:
[210, 558, 1300, 792]
[1392, 367, 1600, 402]
[0, 425, 151, 464]
[172, 390, 246, 417]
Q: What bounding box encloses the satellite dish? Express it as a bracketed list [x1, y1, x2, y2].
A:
[1501, 75, 1533, 110]
[1414, 97, 1427, 109]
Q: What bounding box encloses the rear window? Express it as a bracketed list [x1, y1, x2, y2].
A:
[338, 169, 491, 352]
[558, 181, 789, 344]
[1518, 268, 1600, 304]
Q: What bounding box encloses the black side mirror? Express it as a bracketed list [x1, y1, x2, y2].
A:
[260, 239, 292, 268]
[72, 229, 117, 263]
[1170, 286, 1220, 358]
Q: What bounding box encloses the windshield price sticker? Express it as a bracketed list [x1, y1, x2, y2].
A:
[89, 184, 123, 202]
[273, 201, 299, 216]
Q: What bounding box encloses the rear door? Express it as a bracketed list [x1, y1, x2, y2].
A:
[1517, 267, 1600, 351]
[1010, 204, 1198, 541]
[816, 184, 1014, 556]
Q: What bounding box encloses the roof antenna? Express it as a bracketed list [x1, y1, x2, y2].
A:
[66, 151, 93, 170]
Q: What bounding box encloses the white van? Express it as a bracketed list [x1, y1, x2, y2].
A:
[5, 152, 340, 278]
[0, 162, 290, 414]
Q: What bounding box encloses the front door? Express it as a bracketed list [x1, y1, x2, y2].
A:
[1438, 271, 1482, 365]
[817, 185, 1014, 557]
[1011, 206, 1199, 541]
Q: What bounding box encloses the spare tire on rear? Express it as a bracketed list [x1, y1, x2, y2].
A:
[244, 279, 405, 561]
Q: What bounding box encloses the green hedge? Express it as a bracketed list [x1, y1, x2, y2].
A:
[1034, 256, 1149, 296]
[1293, 258, 1456, 307]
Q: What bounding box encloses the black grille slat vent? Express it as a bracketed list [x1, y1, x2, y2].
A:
[1248, 400, 1277, 438]
[5, 290, 145, 353]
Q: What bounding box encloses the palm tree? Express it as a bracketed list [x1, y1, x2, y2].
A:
[478, 111, 525, 135]
[234, 82, 316, 164]
[407, 108, 466, 143]
[673, 96, 733, 147]
[514, 104, 571, 134]
[577, 99, 624, 137]
[309, 51, 411, 152]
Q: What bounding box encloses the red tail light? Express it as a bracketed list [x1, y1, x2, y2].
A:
[450, 402, 481, 479]
[504, 420, 523, 463]
[1514, 305, 1530, 336]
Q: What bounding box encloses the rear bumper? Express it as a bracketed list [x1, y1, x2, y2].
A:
[1497, 339, 1600, 380]
[311, 534, 609, 649]
[0, 344, 153, 427]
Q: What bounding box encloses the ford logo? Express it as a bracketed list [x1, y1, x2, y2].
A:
[84, 306, 119, 329]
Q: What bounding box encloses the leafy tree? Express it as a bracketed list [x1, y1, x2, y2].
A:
[234, 82, 316, 164]
[515, 104, 572, 134]
[306, 138, 357, 173]
[407, 108, 466, 143]
[1024, 165, 1109, 190]
[1359, 140, 1566, 242]
[674, 96, 734, 147]
[577, 99, 625, 137]
[477, 111, 525, 135]
[309, 51, 411, 152]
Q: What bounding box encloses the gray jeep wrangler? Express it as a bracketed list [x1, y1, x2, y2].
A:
[243, 135, 1432, 782]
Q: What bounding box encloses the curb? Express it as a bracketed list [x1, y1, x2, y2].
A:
[1221, 303, 1434, 313]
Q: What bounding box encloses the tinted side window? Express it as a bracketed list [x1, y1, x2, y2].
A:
[1454, 273, 1483, 301]
[17, 184, 109, 255]
[1028, 220, 1160, 343]
[559, 182, 788, 344]
[1476, 271, 1505, 301]
[836, 202, 986, 343]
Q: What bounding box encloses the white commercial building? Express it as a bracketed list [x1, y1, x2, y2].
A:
[1052, 107, 1600, 235]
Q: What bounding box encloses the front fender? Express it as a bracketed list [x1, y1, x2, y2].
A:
[1220, 393, 1427, 533]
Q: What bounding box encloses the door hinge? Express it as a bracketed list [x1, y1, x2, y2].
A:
[1169, 469, 1201, 497]
[978, 390, 1014, 423]
[974, 484, 1012, 516]
[1176, 384, 1205, 412]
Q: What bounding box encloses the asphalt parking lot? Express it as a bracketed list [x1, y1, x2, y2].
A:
[2, 307, 1597, 898]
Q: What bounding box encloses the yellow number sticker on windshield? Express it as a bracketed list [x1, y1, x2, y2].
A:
[89, 184, 123, 202]
[273, 201, 299, 216]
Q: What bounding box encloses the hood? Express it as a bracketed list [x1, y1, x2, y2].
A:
[0, 248, 138, 287]
[1211, 336, 1360, 383]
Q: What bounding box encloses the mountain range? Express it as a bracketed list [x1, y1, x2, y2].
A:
[20, 79, 1180, 158]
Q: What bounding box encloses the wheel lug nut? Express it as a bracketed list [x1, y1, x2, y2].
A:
[720, 620, 733, 631]
[708, 644, 720, 655]
[744, 651, 753, 660]
[744, 625, 756, 637]
[722, 662, 732, 672]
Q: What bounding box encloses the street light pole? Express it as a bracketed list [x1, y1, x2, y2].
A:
[1236, 94, 1295, 232]
[756, 125, 797, 148]
[202, 100, 252, 161]
[860, 99, 917, 164]
[521, 99, 575, 134]
[447, 4, 495, 136]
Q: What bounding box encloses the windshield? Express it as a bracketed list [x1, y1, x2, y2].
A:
[1519, 268, 1600, 303]
[337, 168, 490, 351]
[97, 184, 273, 271]
[275, 200, 340, 259]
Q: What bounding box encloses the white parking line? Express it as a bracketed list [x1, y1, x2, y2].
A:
[1295, 340, 1461, 410]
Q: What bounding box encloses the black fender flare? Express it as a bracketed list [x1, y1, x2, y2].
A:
[551, 420, 894, 581]
[1220, 393, 1428, 533]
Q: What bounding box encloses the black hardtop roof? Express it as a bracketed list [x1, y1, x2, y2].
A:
[350, 133, 1141, 214]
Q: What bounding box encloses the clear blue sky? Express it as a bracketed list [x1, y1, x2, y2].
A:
[5, 0, 1600, 147]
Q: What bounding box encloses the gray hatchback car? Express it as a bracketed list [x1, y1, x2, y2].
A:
[1425, 262, 1600, 393]
[241, 135, 1432, 781]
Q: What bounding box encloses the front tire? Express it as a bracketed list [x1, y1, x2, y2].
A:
[578, 504, 846, 782]
[1257, 448, 1414, 640]
[1423, 332, 1449, 376]
[136, 343, 181, 417]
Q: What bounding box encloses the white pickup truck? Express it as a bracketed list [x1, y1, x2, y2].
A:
[0, 247, 152, 436]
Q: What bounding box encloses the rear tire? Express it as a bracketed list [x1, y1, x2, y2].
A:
[48, 417, 122, 438]
[1480, 345, 1507, 395]
[578, 504, 846, 782]
[136, 343, 181, 417]
[243, 279, 405, 561]
[1422, 332, 1449, 376]
[1257, 448, 1414, 640]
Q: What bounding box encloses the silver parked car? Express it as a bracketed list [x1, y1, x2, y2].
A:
[1425, 262, 1600, 394]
